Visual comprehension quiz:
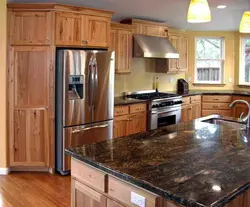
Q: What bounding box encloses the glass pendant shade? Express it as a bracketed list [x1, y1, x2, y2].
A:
[187, 0, 211, 23]
[239, 11, 250, 33]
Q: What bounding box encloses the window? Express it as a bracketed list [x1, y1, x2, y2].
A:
[240, 37, 250, 85]
[195, 37, 224, 84]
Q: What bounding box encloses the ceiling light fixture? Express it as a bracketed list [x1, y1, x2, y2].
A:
[187, 0, 211, 23]
[217, 5, 227, 9]
[240, 12, 250, 33]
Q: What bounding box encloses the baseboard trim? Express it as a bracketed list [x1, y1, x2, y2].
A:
[0, 168, 10, 175]
[10, 167, 49, 172]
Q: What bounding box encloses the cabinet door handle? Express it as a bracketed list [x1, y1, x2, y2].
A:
[213, 98, 219, 101]
[213, 105, 219, 108]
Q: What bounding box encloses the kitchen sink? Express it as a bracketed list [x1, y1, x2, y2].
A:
[198, 115, 246, 129]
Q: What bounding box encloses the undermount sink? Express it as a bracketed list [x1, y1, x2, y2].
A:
[198, 115, 246, 129]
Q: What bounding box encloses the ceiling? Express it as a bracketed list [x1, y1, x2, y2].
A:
[8, 0, 250, 31]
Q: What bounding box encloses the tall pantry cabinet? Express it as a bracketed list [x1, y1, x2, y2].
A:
[7, 4, 113, 171]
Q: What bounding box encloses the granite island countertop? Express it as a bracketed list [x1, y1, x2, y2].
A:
[66, 119, 250, 207]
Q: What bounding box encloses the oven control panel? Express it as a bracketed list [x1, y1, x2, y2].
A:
[152, 100, 183, 108]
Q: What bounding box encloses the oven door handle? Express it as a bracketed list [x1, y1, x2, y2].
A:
[152, 109, 180, 115]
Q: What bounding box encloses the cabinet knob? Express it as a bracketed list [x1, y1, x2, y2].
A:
[82, 40, 88, 44]
[46, 38, 50, 43]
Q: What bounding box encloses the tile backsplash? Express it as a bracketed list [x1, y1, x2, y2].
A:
[114, 58, 185, 97]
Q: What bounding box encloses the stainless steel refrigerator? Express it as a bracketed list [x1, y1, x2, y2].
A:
[56, 49, 114, 175]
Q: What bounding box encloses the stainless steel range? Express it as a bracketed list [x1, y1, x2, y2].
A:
[126, 90, 182, 130]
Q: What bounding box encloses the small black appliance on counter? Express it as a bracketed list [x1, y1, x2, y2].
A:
[177, 79, 189, 93]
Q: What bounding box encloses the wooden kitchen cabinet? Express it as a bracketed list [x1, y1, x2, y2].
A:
[168, 33, 188, 73]
[55, 12, 111, 47]
[113, 115, 129, 138]
[9, 11, 52, 45]
[107, 199, 126, 207]
[55, 12, 82, 46]
[156, 33, 188, 73]
[127, 112, 147, 135]
[111, 23, 132, 73]
[191, 103, 201, 120]
[71, 178, 107, 207]
[113, 104, 147, 138]
[181, 105, 192, 122]
[8, 46, 51, 167]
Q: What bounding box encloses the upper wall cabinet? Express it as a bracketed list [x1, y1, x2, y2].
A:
[9, 11, 52, 45]
[121, 18, 168, 37]
[55, 12, 111, 48]
[111, 23, 132, 73]
[156, 32, 188, 73]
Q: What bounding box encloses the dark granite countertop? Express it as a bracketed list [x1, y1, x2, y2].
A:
[66, 117, 250, 207]
[169, 90, 250, 97]
[114, 90, 250, 106]
[114, 96, 148, 106]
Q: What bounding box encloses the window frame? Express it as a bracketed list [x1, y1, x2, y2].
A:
[239, 36, 250, 86]
[194, 37, 225, 84]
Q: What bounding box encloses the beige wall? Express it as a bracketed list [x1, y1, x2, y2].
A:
[115, 58, 185, 96]
[0, 0, 7, 168]
[186, 31, 237, 91]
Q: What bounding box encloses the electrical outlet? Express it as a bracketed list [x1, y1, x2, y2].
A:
[229, 77, 232, 83]
[131, 192, 145, 207]
[169, 77, 174, 83]
[188, 77, 192, 82]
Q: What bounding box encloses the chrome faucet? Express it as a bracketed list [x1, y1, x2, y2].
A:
[229, 100, 250, 129]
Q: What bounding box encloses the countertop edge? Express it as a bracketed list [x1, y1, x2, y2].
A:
[66, 149, 249, 207]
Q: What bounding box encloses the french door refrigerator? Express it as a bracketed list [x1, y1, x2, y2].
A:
[56, 49, 114, 175]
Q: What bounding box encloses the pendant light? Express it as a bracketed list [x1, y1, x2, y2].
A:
[239, 0, 250, 33]
[187, 0, 211, 23]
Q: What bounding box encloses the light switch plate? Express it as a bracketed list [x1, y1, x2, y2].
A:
[229, 77, 232, 83]
[131, 192, 146, 207]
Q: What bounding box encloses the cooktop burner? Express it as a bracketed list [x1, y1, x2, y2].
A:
[127, 92, 178, 100]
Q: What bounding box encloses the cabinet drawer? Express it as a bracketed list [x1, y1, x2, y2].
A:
[191, 95, 201, 104]
[108, 176, 160, 207]
[202, 95, 232, 103]
[202, 103, 230, 110]
[71, 158, 107, 192]
[202, 110, 232, 117]
[114, 106, 129, 116]
[130, 103, 146, 114]
[182, 97, 190, 105]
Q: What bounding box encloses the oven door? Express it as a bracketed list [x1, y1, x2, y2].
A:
[150, 107, 181, 130]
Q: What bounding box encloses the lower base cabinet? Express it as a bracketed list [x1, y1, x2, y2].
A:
[107, 199, 125, 207]
[72, 178, 107, 207]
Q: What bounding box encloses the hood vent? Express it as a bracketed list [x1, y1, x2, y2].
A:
[133, 34, 179, 59]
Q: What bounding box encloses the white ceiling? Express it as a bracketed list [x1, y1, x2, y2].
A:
[8, 0, 250, 31]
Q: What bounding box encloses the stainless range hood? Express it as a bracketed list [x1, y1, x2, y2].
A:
[133, 34, 179, 59]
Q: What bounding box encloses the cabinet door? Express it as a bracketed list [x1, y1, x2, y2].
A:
[71, 179, 107, 207]
[113, 115, 129, 138]
[9, 46, 50, 167]
[181, 105, 192, 122]
[168, 35, 179, 72]
[109, 29, 116, 52]
[107, 199, 126, 207]
[232, 104, 249, 118]
[9, 11, 52, 45]
[116, 30, 132, 73]
[127, 113, 146, 135]
[84, 15, 110, 47]
[55, 12, 82, 46]
[178, 36, 188, 72]
[191, 103, 201, 120]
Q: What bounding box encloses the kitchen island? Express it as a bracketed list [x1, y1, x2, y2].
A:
[66, 118, 250, 207]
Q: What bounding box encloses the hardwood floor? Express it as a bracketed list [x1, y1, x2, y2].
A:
[0, 172, 71, 207]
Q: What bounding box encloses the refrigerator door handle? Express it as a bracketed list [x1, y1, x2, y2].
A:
[88, 58, 94, 111]
[72, 124, 109, 134]
[93, 57, 98, 108]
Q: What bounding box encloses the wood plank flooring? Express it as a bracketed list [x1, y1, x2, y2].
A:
[0, 172, 71, 207]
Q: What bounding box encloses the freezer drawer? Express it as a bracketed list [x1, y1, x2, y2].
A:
[63, 120, 113, 172]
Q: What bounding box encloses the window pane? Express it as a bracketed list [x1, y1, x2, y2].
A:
[196, 60, 221, 81]
[196, 38, 222, 59]
[243, 39, 250, 83]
